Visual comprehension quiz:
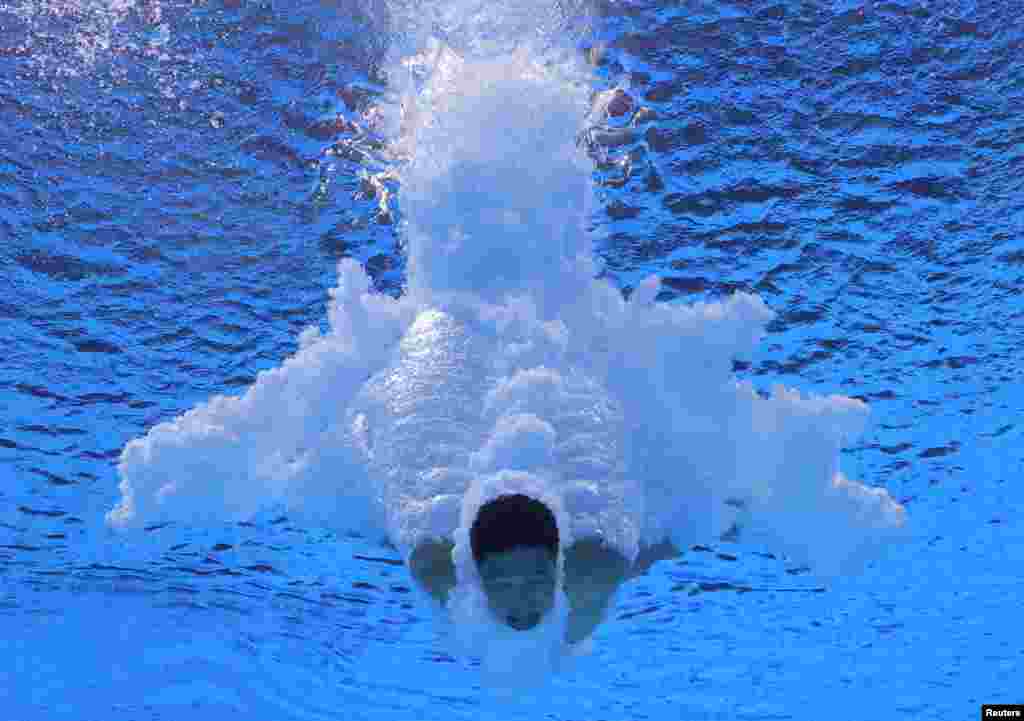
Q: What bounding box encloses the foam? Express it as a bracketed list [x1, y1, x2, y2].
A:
[107, 9, 908, 685]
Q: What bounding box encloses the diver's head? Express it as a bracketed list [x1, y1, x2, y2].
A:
[470, 493, 559, 631]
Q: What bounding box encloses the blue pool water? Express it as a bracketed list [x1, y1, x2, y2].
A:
[2, 0, 1022, 718]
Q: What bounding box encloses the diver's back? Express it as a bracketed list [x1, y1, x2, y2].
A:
[350, 309, 493, 501]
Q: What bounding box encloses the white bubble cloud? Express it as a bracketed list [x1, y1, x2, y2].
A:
[108, 25, 908, 679]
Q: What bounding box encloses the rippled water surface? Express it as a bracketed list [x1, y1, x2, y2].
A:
[2, 0, 1023, 718]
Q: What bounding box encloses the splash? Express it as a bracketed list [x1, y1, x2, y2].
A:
[380, 0, 594, 62]
[395, 44, 598, 315]
[107, 0, 909, 685]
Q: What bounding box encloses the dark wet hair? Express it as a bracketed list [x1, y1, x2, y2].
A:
[470, 493, 559, 565]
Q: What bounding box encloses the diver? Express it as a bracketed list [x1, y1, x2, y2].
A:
[409, 492, 685, 645]
[347, 306, 741, 644]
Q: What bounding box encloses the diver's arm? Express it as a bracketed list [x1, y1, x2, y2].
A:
[561, 536, 692, 644]
[562, 538, 630, 644]
[627, 498, 747, 579]
[627, 538, 682, 580]
[562, 537, 692, 644]
[626, 521, 744, 580]
[408, 539, 457, 605]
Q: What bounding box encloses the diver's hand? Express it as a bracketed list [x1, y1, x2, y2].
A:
[719, 496, 748, 543]
[627, 538, 682, 580]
